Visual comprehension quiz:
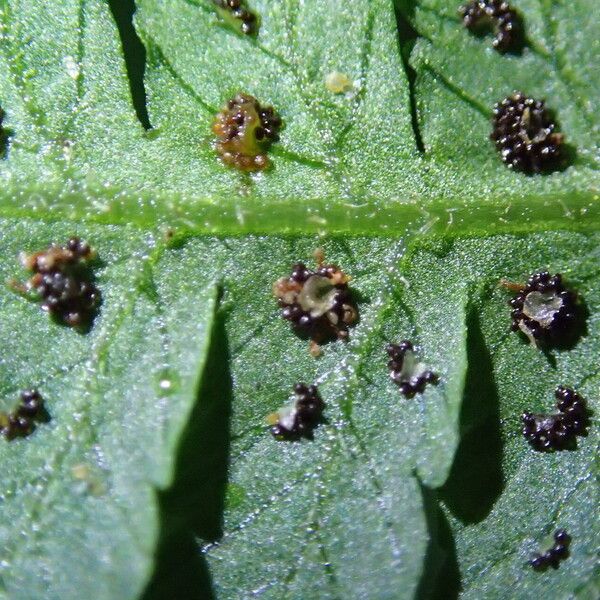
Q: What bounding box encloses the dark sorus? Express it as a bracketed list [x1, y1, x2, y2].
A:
[267, 383, 325, 441]
[522, 386, 589, 452]
[387, 341, 438, 398]
[530, 529, 571, 571]
[491, 92, 565, 174]
[212, 93, 281, 172]
[459, 1, 522, 53]
[273, 249, 358, 357]
[11, 238, 100, 328]
[0, 389, 46, 440]
[213, 0, 259, 35]
[502, 272, 578, 347]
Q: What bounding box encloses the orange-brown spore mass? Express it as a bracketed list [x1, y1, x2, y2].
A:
[212, 93, 282, 171]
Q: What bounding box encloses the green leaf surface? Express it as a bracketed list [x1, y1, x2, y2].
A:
[0, 0, 144, 193]
[200, 237, 454, 599]
[403, 0, 600, 200]
[200, 232, 599, 599]
[0, 0, 598, 233]
[0, 0, 598, 599]
[0, 220, 218, 599]
[426, 232, 600, 600]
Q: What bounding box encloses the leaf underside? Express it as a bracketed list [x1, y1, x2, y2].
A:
[0, 1, 598, 599]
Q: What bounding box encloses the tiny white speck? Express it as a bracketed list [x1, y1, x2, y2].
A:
[325, 71, 354, 94]
[397, 275, 411, 288]
[63, 56, 80, 80]
[235, 205, 246, 225]
[307, 215, 327, 225]
[160, 379, 172, 390]
[62, 140, 74, 162]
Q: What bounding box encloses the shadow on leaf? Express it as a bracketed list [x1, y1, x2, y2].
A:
[439, 301, 504, 524]
[0, 126, 12, 159]
[416, 484, 461, 600]
[108, 0, 152, 129]
[393, 0, 425, 153]
[143, 307, 232, 600]
[550, 294, 589, 352]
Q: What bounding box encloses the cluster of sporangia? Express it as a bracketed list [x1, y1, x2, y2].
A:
[273, 253, 358, 357]
[522, 386, 588, 452]
[0, 0, 588, 575]
[459, 0, 521, 53]
[507, 271, 578, 347]
[16, 238, 100, 328]
[386, 341, 438, 398]
[209, 2, 565, 174]
[2, 240, 99, 443]
[0, 390, 45, 440]
[491, 92, 565, 174]
[530, 530, 571, 571]
[504, 272, 586, 569]
[457, 2, 566, 174]
[504, 271, 589, 453]
[270, 253, 440, 437]
[269, 263, 588, 574]
[213, 0, 258, 35]
[212, 93, 282, 171]
[268, 384, 324, 440]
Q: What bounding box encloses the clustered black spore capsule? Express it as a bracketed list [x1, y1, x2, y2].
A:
[386, 341, 438, 398]
[0, 389, 45, 440]
[530, 529, 571, 571]
[273, 256, 358, 356]
[508, 272, 578, 346]
[213, 0, 258, 35]
[18, 238, 100, 328]
[491, 92, 565, 174]
[459, 1, 522, 53]
[269, 383, 325, 440]
[522, 386, 589, 451]
[212, 93, 282, 171]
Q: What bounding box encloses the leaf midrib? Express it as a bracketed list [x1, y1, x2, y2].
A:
[1, 187, 599, 238]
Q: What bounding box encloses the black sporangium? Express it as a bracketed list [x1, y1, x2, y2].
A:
[459, 1, 523, 53]
[0, 389, 46, 440]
